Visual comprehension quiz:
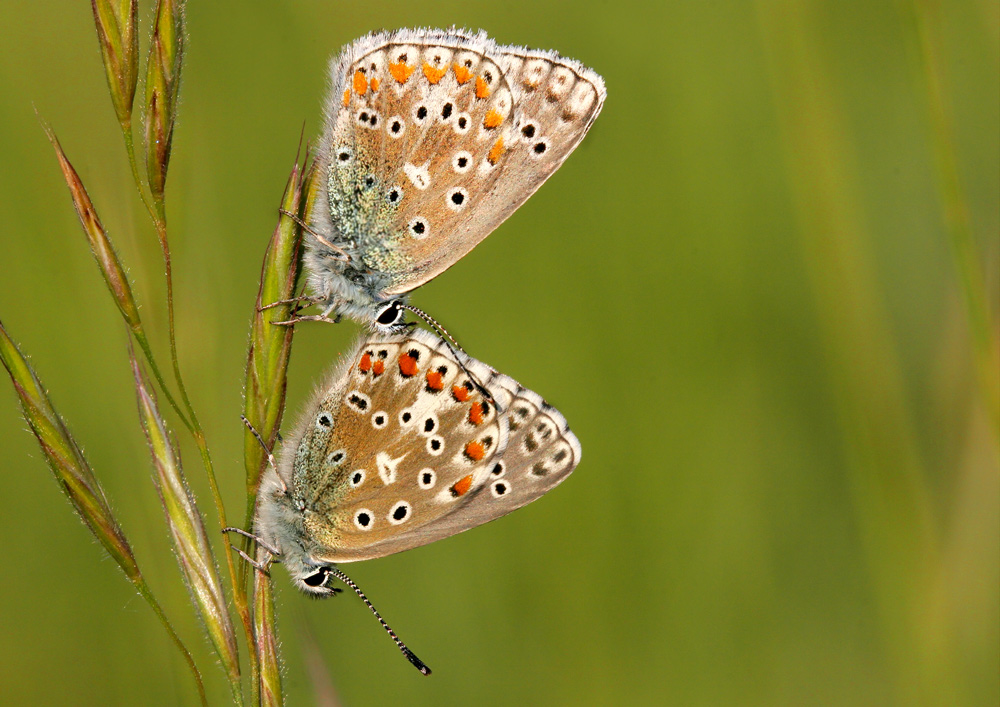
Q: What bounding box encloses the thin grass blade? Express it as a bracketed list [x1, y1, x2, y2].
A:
[130, 350, 242, 703]
[0, 318, 207, 705]
[90, 0, 138, 130]
[144, 0, 185, 206]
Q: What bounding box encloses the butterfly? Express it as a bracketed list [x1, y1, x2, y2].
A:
[301, 27, 606, 330]
[237, 328, 580, 673]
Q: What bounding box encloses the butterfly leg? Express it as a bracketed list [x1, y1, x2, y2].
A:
[278, 208, 349, 261]
[259, 293, 323, 313]
[271, 313, 342, 326]
[221, 526, 281, 557]
[230, 545, 272, 572]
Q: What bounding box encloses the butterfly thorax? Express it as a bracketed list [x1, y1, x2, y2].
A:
[303, 227, 403, 324]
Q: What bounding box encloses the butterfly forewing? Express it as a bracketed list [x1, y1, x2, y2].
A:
[320, 29, 605, 298]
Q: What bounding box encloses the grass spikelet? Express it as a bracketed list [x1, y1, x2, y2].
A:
[43, 124, 140, 332]
[144, 0, 185, 206]
[130, 350, 242, 703]
[243, 158, 307, 505]
[90, 0, 138, 131]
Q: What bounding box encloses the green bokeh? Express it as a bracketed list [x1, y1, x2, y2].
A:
[0, 1, 997, 705]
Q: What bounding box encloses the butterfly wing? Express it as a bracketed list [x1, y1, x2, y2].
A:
[288, 329, 580, 562]
[358, 377, 582, 559]
[314, 28, 606, 297]
[292, 329, 509, 562]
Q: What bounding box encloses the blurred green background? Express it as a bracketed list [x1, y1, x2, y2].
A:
[0, 1, 996, 705]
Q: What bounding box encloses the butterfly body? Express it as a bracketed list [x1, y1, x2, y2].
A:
[306, 28, 606, 328]
[254, 329, 581, 594]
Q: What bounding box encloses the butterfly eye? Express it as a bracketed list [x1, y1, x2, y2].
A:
[371, 411, 388, 429]
[374, 301, 404, 328]
[316, 412, 333, 429]
[349, 470, 365, 488]
[363, 174, 376, 189]
[453, 112, 471, 135]
[385, 186, 403, 205]
[387, 501, 411, 525]
[354, 509, 374, 530]
[491, 461, 505, 477]
[398, 408, 414, 426]
[303, 569, 328, 587]
[413, 104, 429, 124]
[440, 102, 454, 120]
[521, 122, 537, 139]
[420, 414, 438, 436]
[490, 481, 509, 498]
[418, 468, 436, 489]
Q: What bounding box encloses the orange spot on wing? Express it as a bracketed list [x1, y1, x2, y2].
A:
[488, 137, 505, 165]
[451, 474, 473, 497]
[452, 384, 471, 402]
[423, 63, 447, 84]
[453, 63, 472, 84]
[483, 109, 503, 129]
[370, 77, 380, 92]
[372, 360, 385, 376]
[464, 441, 486, 461]
[475, 75, 490, 99]
[398, 352, 419, 377]
[342, 89, 351, 107]
[389, 61, 415, 84]
[353, 70, 368, 95]
[468, 402, 486, 426]
[359, 352, 372, 373]
[426, 370, 444, 391]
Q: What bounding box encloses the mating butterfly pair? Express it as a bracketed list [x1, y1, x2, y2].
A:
[238, 28, 604, 674]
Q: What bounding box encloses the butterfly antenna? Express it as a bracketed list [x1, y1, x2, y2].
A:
[400, 303, 497, 408]
[400, 303, 465, 353]
[327, 566, 432, 676]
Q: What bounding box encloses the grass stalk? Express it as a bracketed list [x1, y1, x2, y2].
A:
[240, 155, 310, 707]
